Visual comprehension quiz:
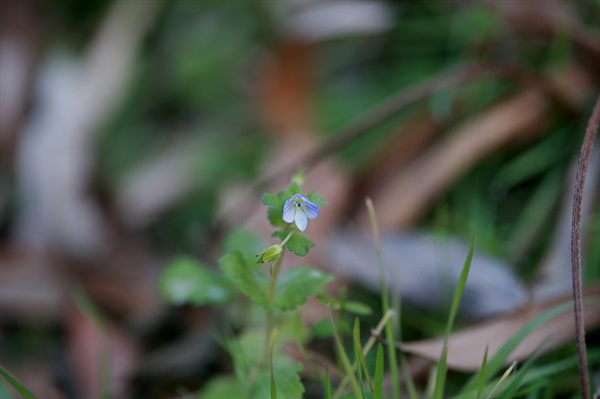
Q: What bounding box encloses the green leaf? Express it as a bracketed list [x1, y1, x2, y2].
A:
[224, 329, 264, 383]
[433, 233, 476, 399]
[344, 301, 373, 316]
[316, 295, 372, 316]
[273, 266, 334, 311]
[307, 192, 328, 206]
[252, 359, 304, 399]
[219, 251, 269, 308]
[0, 366, 38, 399]
[312, 318, 334, 338]
[267, 206, 287, 228]
[476, 346, 489, 399]
[223, 228, 264, 266]
[200, 376, 246, 399]
[374, 344, 384, 399]
[261, 192, 280, 207]
[280, 182, 303, 199]
[159, 257, 233, 306]
[272, 231, 315, 257]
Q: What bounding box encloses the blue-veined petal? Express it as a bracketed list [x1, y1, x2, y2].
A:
[295, 210, 308, 231]
[282, 199, 295, 223]
[304, 200, 319, 219]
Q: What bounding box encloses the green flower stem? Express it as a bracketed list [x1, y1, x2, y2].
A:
[279, 230, 294, 248]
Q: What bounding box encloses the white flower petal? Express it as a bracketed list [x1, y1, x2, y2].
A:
[282, 200, 295, 223]
[295, 210, 308, 231]
[304, 201, 319, 219]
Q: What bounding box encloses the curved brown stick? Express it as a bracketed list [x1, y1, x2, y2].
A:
[572, 94, 599, 399]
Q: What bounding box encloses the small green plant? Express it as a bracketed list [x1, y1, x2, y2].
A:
[160, 172, 333, 397]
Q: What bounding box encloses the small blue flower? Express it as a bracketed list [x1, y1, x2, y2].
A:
[282, 194, 319, 232]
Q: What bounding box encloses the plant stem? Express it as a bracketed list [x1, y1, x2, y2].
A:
[280, 230, 294, 247]
[265, 253, 285, 364]
[571, 95, 599, 399]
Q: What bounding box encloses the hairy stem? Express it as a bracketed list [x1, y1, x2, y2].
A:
[265, 254, 284, 364]
[571, 94, 599, 399]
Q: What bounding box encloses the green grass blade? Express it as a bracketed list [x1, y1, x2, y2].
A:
[328, 306, 362, 399]
[333, 310, 394, 399]
[497, 349, 542, 399]
[469, 349, 600, 399]
[486, 361, 516, 399]
[354, 318, 374, 394]
[325, 365, 332, 399]
[476, 346, 489, 399]
[374, 344, 384, 399]
[366, 198, 399, 399]
[0, 366, 39, 399]
[353, 325, 367, 399]
[457, 300, 586, 396]
[433, 232, 476, 399]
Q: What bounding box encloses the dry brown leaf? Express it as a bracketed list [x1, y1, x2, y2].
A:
[360, 66, 594, 230]
[399, 284, 600, 371]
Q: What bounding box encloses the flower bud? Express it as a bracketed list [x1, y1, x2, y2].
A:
[256, 245, 283, 264]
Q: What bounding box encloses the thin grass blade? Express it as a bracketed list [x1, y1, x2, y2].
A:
[476, 345, 489, 399]
[374, 344, 384, 399]
[458, 300, 586, 396]
[487, 361, 517, 399]
[325, 365, 332, 399]
[366, 198, 400, 398]
[433, 232, 476, 399]
[328, 306, 362, 399]
[0, 366, 39, 399]
[354, 318, 374, 394]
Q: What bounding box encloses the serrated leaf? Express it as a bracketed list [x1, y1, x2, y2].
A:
[219, 251, 269, 308]
[223, 228, 264, 266]
[273, 266, 333, 310]
[159, 257, 233, 306]
[200, 376, 246, 399]
[252, 359, 304, 399]
[272, 231, 315, 257]
[307, 192, 328, 206]
[261, 192, 280, 207]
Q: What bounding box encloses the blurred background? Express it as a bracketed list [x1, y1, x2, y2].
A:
[0, 0, 599, 398]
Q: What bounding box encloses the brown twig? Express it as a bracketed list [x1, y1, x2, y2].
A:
[571, 94, 599, 399]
